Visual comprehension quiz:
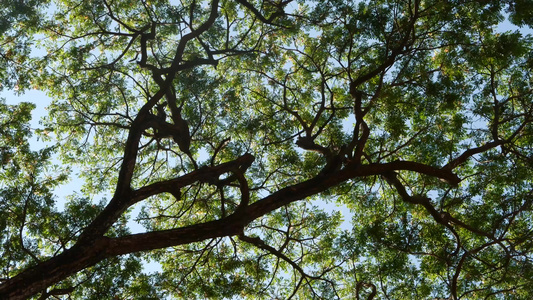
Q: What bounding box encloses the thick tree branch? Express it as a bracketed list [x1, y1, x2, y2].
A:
[106, 213, 247, 256]
[132, 153, 255, 203]
[235, 0, 291, 25]
[75, 89, 167, 244]
[443, 140, 504, 171]
[244, 160, 460, 223]
[166, 0, 220, 75]
[0, 238, 112, 300]
[0, 156, 459, 299]
[73, 1, 225, 245]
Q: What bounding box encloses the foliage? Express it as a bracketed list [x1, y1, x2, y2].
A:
[1, 0, 533, 299]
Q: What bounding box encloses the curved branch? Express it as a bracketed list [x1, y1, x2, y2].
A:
[132, 153, 254, 203]
[443, 140, 503, 171]
[0, 154, 461, 299]
[235, 0, 290, 26]
[382, 171, 492, 240]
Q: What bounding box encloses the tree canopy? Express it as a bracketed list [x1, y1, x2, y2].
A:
[1, 0, 533, 299]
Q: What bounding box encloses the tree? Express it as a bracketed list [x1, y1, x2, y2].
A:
[1, 0, 533, 298]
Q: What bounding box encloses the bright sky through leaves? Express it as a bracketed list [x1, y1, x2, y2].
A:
[1, 0, 533, 299]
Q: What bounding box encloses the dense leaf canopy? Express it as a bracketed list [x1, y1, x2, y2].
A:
[1, 0, 533, 299]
